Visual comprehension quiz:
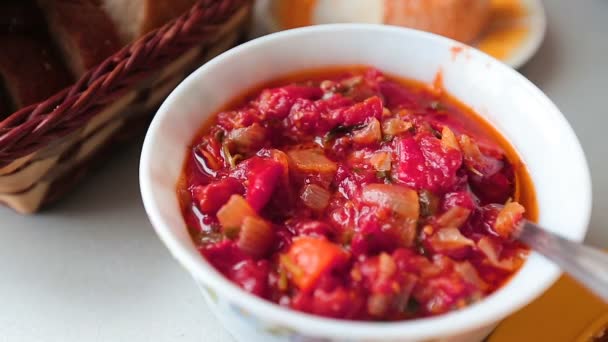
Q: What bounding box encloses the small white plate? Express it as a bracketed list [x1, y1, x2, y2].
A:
[474, 0, 546, 69]
[252, 0, 546, 69]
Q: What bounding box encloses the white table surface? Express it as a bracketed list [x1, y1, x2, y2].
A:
[1, 2, 607, 341]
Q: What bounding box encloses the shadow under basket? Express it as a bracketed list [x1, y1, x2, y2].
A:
[0, 0, 252, 214]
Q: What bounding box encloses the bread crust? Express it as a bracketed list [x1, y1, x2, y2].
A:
[39, 0, 122, 76]
[0, 35, 71, 111]
[383, 0, 491, 43]
[101, 0, 196, 42]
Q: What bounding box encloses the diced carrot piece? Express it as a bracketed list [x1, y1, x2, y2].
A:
[283, 237, 348, 291]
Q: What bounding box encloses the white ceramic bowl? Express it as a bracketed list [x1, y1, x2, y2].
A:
[140, 24, 591, 342]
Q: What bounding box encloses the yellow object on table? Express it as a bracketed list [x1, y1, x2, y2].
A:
[489, 275, 608, 341]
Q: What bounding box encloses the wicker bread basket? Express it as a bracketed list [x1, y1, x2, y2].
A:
[0, 0, 251, 214]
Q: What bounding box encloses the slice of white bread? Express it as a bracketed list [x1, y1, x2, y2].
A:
[101, 0, 196, 43]
[38, 0, 122, 77]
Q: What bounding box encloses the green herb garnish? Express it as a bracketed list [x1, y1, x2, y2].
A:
[324, 124, 365, 142]
[418, 189, 439, 217]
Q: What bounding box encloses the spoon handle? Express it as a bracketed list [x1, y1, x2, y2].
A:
[518, 221, 608, 302]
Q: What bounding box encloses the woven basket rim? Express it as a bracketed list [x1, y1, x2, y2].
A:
[0, 0, 249, 167]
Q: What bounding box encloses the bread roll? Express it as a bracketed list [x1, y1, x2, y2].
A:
[272, 0, 491, 43]
[0, 35, 71, 111]
[383, 0, 491, 43]
[38, 0, 122, 77]
[101, 0, 197, 42]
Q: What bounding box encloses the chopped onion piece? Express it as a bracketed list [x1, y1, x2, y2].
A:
[477, 237, 518, 271]
[361, 184, 419, 221]
[237, 216, 274, 258]
[369, 151, 392, 172]
[382, 107, 391, 117]
[217, 195, 256, 232]
[382, 118, 412, 136]
[266, 149, 290, 177]
[441, 126, 460, 151]
[390, 218, 417, 247]
[288, 149, 337, 174]
[454, 261, 488, 291]
[352, 118, 382, 144]
[200, 150, 222, 171]
[494, 202, 525, 238]
[458, 134, 484, 165]
[300, 184, 331, 211]
[227, 123, 266, 153]
[430, 227, 475, 251]
[436, 206, 471, 228]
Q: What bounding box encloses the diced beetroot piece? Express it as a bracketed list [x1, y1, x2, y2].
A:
[396, 137, 429, 189]
[354, 253, 418, 318]
[392, 248, 439, 276]
[191, 177, 244, 214]
[274, 225, 294, 252]
[200, 240, 248, 274]
[350, 210, 400, 256]
[291, 287, 364, 319]
[442, 191, 478, 212]
[228, 259, 270, 298]
[469, 161, 515, 205]
[396, 133, 463, 193]
[328, 202, 356, 234]
[256, 85, 323, 120]
[357, 255, 396, 292]
[245, 158, 285, 212]
[217, 107, 260, 130]
[283, 94, 356, 136]
[330, 96, 383, 126]
[318, 93, 354, 111]
[378, 80, 417, 109]
[195, 136, 225, 171]
[286, 220, 333, 238]
[409, 255, 485, 316]
[285, 98, 324, 133]
[470, 204, 503, 236]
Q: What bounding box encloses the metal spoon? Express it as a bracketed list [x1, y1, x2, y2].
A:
[516, 221, 608, 302]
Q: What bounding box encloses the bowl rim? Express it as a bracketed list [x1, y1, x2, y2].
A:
[140, 24, 592, 340]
